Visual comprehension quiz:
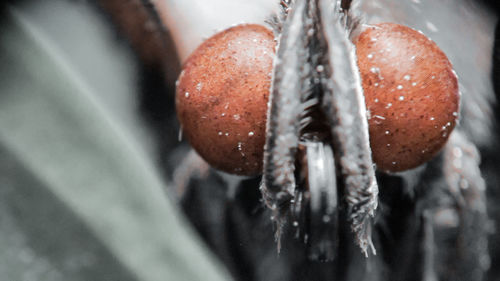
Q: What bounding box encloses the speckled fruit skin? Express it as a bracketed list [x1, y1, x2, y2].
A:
[176, 24, 275, 176]
[356, 23, 460, 172]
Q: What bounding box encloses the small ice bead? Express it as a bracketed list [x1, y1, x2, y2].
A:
[185, 92, 190, 98]
[248, 131, 254, 136]
[404, 75, 411, 80]
[397, 85, 403, 90]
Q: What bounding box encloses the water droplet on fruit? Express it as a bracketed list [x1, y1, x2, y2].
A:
[426, 21, 438, 32]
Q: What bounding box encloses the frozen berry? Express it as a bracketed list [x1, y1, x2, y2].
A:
[176, 24, 275, 176]
[356, 23, 460, 172]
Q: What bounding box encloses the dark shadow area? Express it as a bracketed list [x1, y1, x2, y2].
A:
[93, 0, 183, 179]
[485, 9, 500, 281]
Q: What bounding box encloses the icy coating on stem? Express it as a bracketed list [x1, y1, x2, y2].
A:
[319, 0, 379, 256]
[261, 0, 311, 245]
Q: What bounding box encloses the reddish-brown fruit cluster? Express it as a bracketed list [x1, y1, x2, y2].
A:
[356, 23, 459, 172]
[176, 24, 276, 176]
[176, 22, 459, 176]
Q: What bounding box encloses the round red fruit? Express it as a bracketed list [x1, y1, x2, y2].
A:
[176, 24, 276, 176]
[356, 23, 460, 172]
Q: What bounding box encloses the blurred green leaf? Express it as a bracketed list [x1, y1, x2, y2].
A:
[0, 6, 229, 281]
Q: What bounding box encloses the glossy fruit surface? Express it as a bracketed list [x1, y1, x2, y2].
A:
[356, 23, 460, 172]
[176, 24, 275, 176]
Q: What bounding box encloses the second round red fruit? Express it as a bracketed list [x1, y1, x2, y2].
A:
[177, 22, 460, 176]
[356, 23, 459, 172]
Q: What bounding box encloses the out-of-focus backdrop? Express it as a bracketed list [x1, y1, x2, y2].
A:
[1, 0, 500, 281]
[0, 1, 231, 280]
